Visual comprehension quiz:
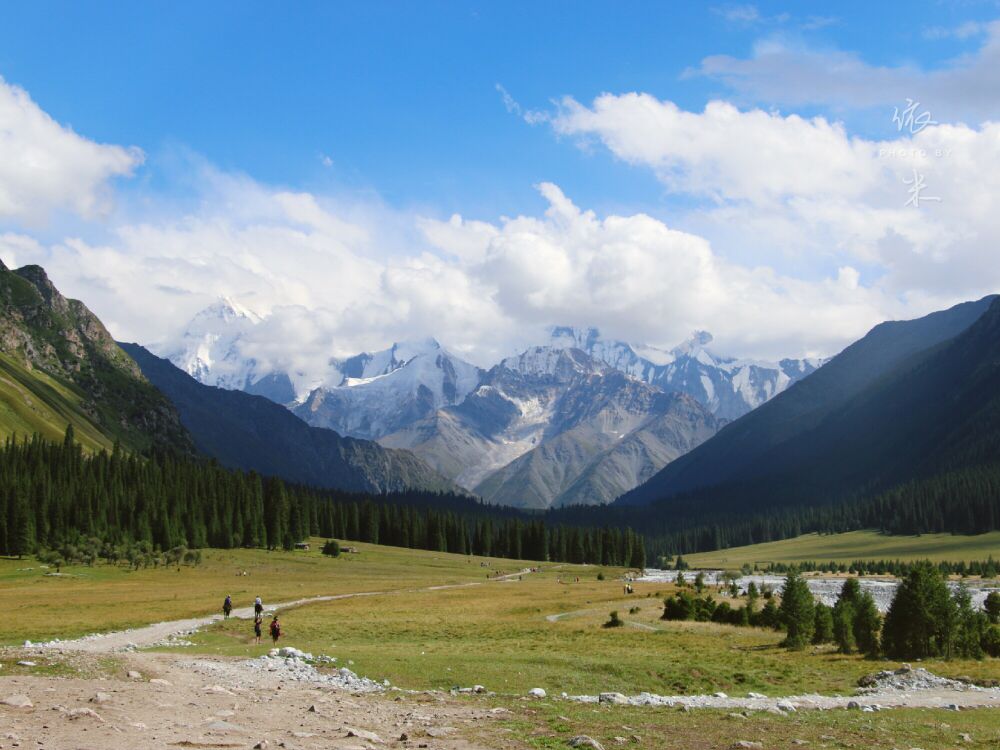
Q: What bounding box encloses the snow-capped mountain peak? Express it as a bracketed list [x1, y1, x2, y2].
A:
[545, 325, 822, 420]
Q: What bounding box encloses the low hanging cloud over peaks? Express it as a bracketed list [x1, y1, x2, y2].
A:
[0, 59, 997, 379]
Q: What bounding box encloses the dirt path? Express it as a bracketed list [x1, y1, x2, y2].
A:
[44, 568, 537, 654]
[1, 651, 504, 750]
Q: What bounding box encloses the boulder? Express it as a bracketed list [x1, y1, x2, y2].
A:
[1, 694, 32, 709]
[599, 692, 628, 705]
[528, 687, 547, 698]
[569, 737, 605, 750]
[345, 727, 383, 743]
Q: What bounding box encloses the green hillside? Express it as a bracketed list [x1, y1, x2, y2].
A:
[0, 353, 112, 451]
[685, 529, 1000, 568]
[0, 261, 191, 454]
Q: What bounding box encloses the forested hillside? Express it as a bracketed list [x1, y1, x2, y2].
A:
[0, 429, 645, 568]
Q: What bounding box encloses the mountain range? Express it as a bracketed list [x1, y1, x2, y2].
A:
[158, 301, 821, 508]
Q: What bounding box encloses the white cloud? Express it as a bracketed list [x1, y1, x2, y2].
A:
[0, 76, 142, 225]
[0, 73, 994, 380]
[547, 92, 1000, 306]
[693, 21, 1000, 121]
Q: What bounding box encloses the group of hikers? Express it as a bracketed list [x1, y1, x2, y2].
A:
[222, 594, 282, 645]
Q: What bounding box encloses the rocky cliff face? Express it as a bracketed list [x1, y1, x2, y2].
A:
[0, 260, 192, 453]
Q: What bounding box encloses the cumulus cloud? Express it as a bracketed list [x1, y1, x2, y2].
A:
[0, 73, 995, 380]
[548, 93, 1000, 307]
[0, 76, 143, 225]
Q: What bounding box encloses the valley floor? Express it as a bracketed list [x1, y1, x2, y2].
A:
[3, 541, 1000, 749]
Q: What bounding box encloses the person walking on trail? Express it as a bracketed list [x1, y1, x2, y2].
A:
[223, 595, 233, 619]
[269, 615, 282, 645]
[254, 595, 263, 616]
[253, 612, 263, 645]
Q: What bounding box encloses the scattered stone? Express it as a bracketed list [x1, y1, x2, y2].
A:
[149, 678, 172, 687]
[613, 737, 628, 745]
[528, 687, 547, 698]
[253, 741, 268, 750]
[568, 737, 605, 750]
[959, 734, 973, 743]
[15, 661, 36, 667]
[90, 692, 111, 704]
[473, 684, 486, 693]
[731, 743, 763, 750]
[728, 713, 747, 720]
[791, 741, 809, 746]
[1, 695, 32, 709]
[425, 727, 454, 737]
[599, 692, 628, 705]
[67, 708, 104, 722]
[345, 727, 383, 743]
[399, 733, 409, 741]
[202, 719, 247, 733]
[714, 691, 728, 698]
[946, 704, 961, 712]
[776, 700, 797, 713]
[747, 692, 767, 699]
[846, 701, 861, 710]
[203, 685, 236, 696]
[126, 670, 142, 679]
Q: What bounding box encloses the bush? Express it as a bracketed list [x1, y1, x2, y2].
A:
[983, 625, 1000, 657]
[985, 591, 1000, 624]
[604, 610, 623, 628]
[597, 572, 605, 581]
[321, 539, 341, 557]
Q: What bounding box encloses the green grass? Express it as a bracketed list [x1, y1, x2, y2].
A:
[0, 352, 112, 451]
[6, 540, 999, 704]
[486, 701, 1000, 750]
[684, 530, 1000, 568]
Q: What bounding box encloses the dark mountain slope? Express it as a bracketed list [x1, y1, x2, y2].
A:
[121, 344, 461, 495]
[620, 295, 997, 506]
[628, 296, 1000, 519]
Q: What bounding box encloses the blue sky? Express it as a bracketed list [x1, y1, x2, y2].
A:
[1, 1, 990, 218]
[1, 2, 999, 368]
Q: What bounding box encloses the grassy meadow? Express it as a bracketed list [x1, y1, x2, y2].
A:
[5, 537, 1000, 748]
[684, 530, 1000, 569]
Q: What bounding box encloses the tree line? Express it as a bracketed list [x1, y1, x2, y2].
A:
[593, 462, 1000, 557]
[0, 429, 645, 568]
[661, 563, 1000, 659]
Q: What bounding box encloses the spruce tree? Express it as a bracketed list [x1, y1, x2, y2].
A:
[881, 561, 955, 659]
[812, 603, 834, 644]
[779, 571, 815, 649]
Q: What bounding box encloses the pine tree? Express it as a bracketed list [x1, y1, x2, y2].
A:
[881, 561, 955, 659]
[779, 571, 815, 649]
[812, 603, 834, 644]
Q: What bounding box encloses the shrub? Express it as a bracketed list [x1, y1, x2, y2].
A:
[983, 625, 1000, 657]
[597, 572, 605, 581]
[321, 539, 341, 557]
[985, 591, 1000, 624]
[604, 610, 623, 628]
